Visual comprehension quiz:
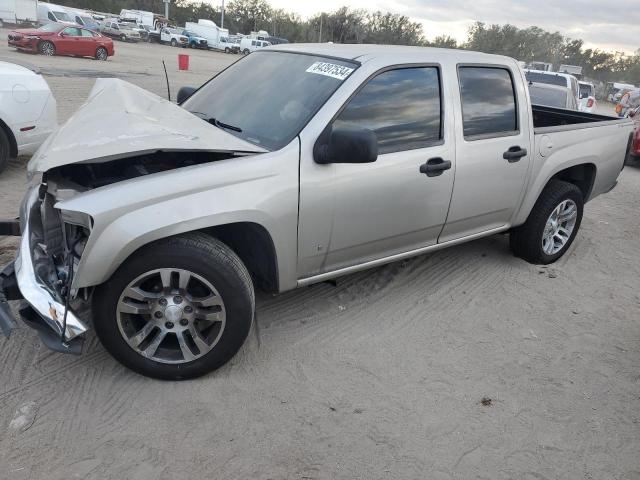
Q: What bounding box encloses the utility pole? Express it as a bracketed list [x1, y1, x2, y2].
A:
[220, 0, 224, 29]
[319, 13, 323, 43]
[163, 0, 169, 20]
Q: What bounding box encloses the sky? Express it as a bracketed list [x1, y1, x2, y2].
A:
[266, 0, 640, 54]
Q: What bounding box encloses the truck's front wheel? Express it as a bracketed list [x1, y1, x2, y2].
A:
[94, 233, 254, 380]
[510, 180, 584, 264]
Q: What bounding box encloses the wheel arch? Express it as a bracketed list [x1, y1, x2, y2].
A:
[201, 222, 279, 293]
[77, 217, 284, 295]
[548, 163, 597, 201]
[0, 117, 18, 158]
[514, 161, 597, 227]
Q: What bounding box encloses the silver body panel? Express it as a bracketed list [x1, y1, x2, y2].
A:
[12, 45, 632, 339]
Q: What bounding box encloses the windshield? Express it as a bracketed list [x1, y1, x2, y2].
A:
[53, 11, 72, 21]
[39, 23, 64, 32]
[529, 85, 568, 108]
[525, 71, 567, 87]
[182, 51, 358, 150]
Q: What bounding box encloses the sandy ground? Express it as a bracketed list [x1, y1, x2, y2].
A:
[1, 29, 639, 479]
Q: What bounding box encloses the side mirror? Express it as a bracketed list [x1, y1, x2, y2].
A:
[177, 86, 197, 104]
[313, 127, 378, 164]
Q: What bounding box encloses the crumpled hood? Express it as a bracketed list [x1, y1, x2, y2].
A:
[28, 78, 266, 172]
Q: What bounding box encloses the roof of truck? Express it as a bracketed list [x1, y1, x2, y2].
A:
[263, 43, 515, 64]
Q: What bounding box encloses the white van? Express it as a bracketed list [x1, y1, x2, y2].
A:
[64, 7, 100, 31]
[239, 37, 270, 55]
[37, 3, 74, 25]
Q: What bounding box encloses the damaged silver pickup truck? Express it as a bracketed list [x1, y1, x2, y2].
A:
[0, 45, 633, 379]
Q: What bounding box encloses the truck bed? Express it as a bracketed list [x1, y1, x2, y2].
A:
[532, 104, 623, 132]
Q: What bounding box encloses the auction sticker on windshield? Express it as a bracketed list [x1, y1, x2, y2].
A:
[306, 62, 354, 80]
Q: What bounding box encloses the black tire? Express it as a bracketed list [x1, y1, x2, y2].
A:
[95, 47, 108, 61]
[224, 47, 230, 53]
[93, 233, 255, 380]
[171, 38, 177, 47]
[510, 180, 584, 264]
[38, 40, 55, 56]
[120, 34, 126, 41]
[0, 127, 10, 175]
[243, 48, 250, 55]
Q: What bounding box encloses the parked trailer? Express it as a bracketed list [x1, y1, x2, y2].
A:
[0, 0, 37, 26]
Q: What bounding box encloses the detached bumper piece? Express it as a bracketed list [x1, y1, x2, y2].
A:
[1, 188, 88, 354]
[1, 262, 84, 354]
[0, 263, 20, 337]
[0, 219, 20, 236]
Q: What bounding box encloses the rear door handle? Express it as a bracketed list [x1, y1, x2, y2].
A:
[419, 157, 451, 177]
[503, 146, 528, 162]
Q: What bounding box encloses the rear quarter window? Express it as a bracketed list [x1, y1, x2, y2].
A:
[458, 66, 518, 138]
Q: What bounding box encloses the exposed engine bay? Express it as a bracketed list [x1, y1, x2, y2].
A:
[48, 150, 243, 189]
[28, 149, 243, 321]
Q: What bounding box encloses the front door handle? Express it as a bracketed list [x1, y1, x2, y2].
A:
[419, 157, 451, 177]
[503, 146, 528, 162]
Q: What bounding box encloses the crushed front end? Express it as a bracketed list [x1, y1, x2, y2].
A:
[1, 179, 92, 354]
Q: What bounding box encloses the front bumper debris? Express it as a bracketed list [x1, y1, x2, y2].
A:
[0, 262, 20, 337]
[1, 188, 87, 354]
[16, 187, 89, 343]
[0, 219, 20, 236]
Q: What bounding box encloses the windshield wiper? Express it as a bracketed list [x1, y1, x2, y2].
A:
[208, 118, 242, 133]
[189, 112, 243, 133]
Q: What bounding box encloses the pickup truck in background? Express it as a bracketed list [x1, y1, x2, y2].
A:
[0, 45, 632, 380]
[182, 29, 208, 49]
[528, 82, 578, 110]
[99, 20, 141, 42]
[160, 27, 188, 47]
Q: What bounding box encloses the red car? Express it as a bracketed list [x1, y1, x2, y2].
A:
[8, 23, 114, 60]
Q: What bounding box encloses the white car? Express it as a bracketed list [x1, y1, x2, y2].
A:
[578, 81, 597, 113]
[0, 61, 57, 173]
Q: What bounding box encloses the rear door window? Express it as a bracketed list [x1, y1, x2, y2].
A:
[333, 67, 442, 154]
[458, 66, 517, 138]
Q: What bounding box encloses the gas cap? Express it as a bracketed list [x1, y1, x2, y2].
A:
[539, 135, 553, 157]
[12, 84, 30, 103]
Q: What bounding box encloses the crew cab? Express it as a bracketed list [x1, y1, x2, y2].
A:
[0, 45, 632, 380]
[160, 27, 188, 47]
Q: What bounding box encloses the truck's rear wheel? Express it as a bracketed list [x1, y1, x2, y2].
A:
[510, 180, 583, 264]
[93, 233, 254, 380]
[171, 38, 177, 47]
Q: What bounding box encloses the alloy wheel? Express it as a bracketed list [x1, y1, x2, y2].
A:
[542, 199, 578, 255]
[116, 268, 226, 364]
